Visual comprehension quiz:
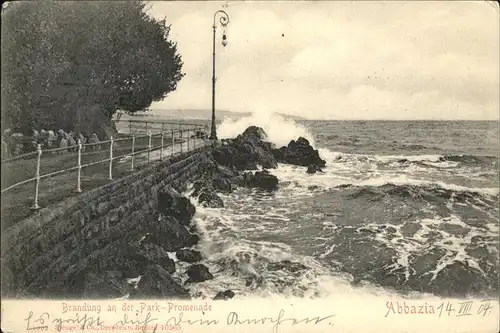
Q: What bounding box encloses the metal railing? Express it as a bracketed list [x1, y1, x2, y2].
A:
[1, 124, 210, 210]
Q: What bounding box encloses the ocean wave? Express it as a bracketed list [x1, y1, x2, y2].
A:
[217, 111, 315, 147]
[347, 176, 499, 197]
[439, 154, 498, 165]
[326, 151, 497, 166]
[342, 182, 499, 204]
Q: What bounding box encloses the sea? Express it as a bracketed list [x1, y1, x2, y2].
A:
[153, 114, 499, 301]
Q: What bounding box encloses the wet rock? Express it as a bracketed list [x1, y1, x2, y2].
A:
[130, 265, 190, 299]
[143, 216, 199, 251]
[212, 177, 233, 193]
[189, 234, 200, 245]
[273, 137, 326, 167]
[243, 170, 278, 191]
[211, 126, 277, 170]
[213, 290, 235, 300]
[245, 276, 264, 289]
[185, 264, 214, 284]
[198, 189, 224, 208]
[358, 227, 378, 234]
[158, 188, 196, 226]
[138, 243, 176, 274]
[267, 260, 308, 273]
[189, 224, 198, 235]
[176, 249, 202, 263]
[192, 181, 224, 208]
[306, 164, 323, 174]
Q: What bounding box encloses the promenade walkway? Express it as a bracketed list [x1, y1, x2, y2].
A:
[1, 121, 210, 229]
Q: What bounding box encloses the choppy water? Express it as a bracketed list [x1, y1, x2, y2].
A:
[182, 116, 499, 300]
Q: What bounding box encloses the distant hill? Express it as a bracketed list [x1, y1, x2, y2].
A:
[123, 109, 306, 121]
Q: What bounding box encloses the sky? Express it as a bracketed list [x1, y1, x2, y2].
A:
[147, 1, 499, 120]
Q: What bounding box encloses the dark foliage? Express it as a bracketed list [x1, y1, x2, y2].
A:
[1, 1, 184, 137]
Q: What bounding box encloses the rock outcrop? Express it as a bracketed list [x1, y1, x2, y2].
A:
[176, 249, 203, 263]
[158, 188, 196, 226]
[242, 170, 279, 191]
[273, 137, 326, 167]
[213, 290, 235, 300]
[211, 126, 277, 170]
[130, 265, 190, 299]
[185, 264, 214, 284]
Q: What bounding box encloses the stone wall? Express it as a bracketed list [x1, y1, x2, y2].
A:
[1, 147, 211, 297]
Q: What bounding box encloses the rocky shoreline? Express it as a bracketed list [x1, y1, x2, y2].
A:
[42, 126, 326, 300]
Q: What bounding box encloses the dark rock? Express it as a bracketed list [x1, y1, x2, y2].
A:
[249, 170, 279, 190]
[198, 188, 224, 208]
[211, 126, 277, 171]
[245, 276, 264, 289]
[138, 243, 176, 274]
[189, 234, 200, 246]
[192, 179, 225, 208]
[176, 249, 203, 263]
[142, 216, 199, 252]
[185, 264, 214, 284]
[240, 126, 267, 141]
[130, 265, 190, 299]
[189, 224, 198, 235]
[306, 164, 323, 174]
[267, 260, 308, 273]
[213, 290, 235, 300]
[212, 177, 233, 193]
[273, 137, 326, 167]
[62, 240, 177, 295]
[158, 188, 196, 226]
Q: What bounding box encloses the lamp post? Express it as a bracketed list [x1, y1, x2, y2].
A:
[209, 10, 230, 141]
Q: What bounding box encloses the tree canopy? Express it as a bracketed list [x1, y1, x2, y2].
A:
[1, 1, 184, 137]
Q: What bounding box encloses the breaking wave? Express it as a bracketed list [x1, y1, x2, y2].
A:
[184, 114, 498, 301]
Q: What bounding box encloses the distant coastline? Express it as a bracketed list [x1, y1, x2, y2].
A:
[122, 109, 306, 121]
[120, 109, 498, 122]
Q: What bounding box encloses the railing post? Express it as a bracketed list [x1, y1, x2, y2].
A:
[193, 128, 197, 150]
[148, 132, 152, 163]
[171, 130, 174, 157]
[130, 135, 135, 171]
[129, 121, 132, 135]
[180, 130, 183, 155]
[187, 129, 190, 152]
[108, 136, 113, 180]
[31, 144, 42, 210]
[160, 131, 164, 161]
[76, 139, 82, 193]
[145, 121, 149, 134]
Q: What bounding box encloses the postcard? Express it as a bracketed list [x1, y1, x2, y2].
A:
[1, 1, 499, 332]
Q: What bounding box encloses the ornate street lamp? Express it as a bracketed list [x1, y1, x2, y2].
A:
[209, 10, 230, 141]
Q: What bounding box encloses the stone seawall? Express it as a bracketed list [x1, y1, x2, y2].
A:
[1, 147, 211, 298]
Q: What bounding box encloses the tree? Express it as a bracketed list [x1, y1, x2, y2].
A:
[1, 1, 184, 138]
